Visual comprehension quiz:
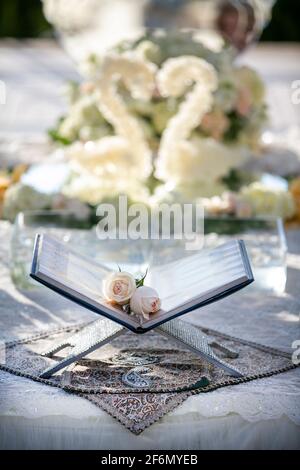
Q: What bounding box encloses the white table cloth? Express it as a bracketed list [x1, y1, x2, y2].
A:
[0, 220, 299, 449]
[0, 40, 300, 450]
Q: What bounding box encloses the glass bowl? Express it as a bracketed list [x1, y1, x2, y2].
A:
[203, 216, 287, 294]
[11, 210, 287, 295]
[42, 0, 274, 65]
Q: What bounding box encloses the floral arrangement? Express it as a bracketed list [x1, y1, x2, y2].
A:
[200, 183, 296, 220]
[49, 31, 268, 205]
[2, 31, 298, 223]
[289, 177, 300, 224]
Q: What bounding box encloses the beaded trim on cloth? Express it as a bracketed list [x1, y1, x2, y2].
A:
[0, 322, 296, 434]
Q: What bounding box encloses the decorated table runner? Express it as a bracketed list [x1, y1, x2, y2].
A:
[1, 321, 296, 434]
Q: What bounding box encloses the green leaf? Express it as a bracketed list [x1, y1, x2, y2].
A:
[47, 128, 72, 146]
[135, 268, 148, 288]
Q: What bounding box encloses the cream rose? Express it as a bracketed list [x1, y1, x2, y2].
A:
[239, 183, 296, 220]
[130, 286, 161, 320]
[156, 136, 248, 186]
[103, 272, 136, 305]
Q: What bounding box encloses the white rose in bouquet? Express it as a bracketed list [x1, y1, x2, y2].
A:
[239, 183, 296, 219]
[2, 184, 52, 222]
[63, 171, 150, 206]
[64, 139, 149, 180]
[62, 138, 151, 206]
[156, 137, 248, 188]
[234, 66, 266, 108]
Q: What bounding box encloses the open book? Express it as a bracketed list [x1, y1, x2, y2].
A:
[31, 234, 254, 333]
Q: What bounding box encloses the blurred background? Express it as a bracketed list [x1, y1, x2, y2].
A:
[0, 0, 299, 41]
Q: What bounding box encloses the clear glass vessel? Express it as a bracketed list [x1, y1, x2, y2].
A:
[203, 216, 287, 294]
[11, 210, 287, 295]
[10, 211, 89, 289]
[42, 0, 275, 65]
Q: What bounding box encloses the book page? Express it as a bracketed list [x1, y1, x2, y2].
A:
[147, 241, 247, 313]
[38, 235, 109, 299]
[34, 235, 140, 328]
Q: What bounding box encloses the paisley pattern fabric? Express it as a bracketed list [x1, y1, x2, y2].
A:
[1, 323, 295, 434]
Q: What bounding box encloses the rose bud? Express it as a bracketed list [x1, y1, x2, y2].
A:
[130, 286, 161, 320]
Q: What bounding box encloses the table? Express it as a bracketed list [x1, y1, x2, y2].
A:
[0, 40, 300, 450]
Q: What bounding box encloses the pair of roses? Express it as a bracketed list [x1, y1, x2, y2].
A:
[102, 271, 161, 320]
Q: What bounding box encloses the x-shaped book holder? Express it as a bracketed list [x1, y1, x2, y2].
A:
[32, 234, 251, 380]
[39, 317, 242, 379]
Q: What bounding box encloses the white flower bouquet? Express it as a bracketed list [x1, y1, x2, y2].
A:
[2, 31, 297, 223]
[48, 31, 268, 205]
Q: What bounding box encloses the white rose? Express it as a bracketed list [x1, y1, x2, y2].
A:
[2, 183, 52, 222]
[239, 183, 296, 220]
[130, 286, 161, 320]
[63, 171, 150, 206]
[103, 272, 136, 305]
[234, 66, 266, 106]
[156, 137, 248, 187]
